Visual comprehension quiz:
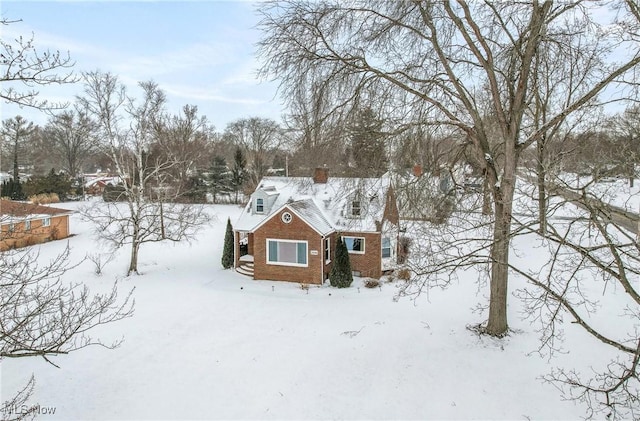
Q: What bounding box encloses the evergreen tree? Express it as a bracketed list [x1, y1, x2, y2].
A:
[221, 218, 234, 269]
[209, 155, 230, 203]
[23, 168, 72, 200]
[230, 147, 247, 204]
[182, 174, 207, 203]
[349, 107, 388, 177]
[1, 179, 25, 200]
[329, 236, 353, 288]
[2, 115, 34, 182]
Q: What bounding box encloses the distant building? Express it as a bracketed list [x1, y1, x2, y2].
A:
[0, 200, 73, 250]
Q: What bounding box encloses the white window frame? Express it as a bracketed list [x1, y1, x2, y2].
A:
[266, 238, 309, 267]
[24, 220, 31, 231]
[43, 217, 51, 227]
[324, 237, 331, 263]
[381, 236, 392, 259]
[256, 198, 264, 213]
[343, 236, 365, 254]
[8, 222, 15, 232]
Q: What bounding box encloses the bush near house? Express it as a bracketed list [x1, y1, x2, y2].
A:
[221, 218, 234, 269]
[330, 237, 353, 288]
[103, 185, 128, 202]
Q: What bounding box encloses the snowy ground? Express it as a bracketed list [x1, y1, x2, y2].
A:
[555, 173, 640, 212]
[1, 200, 604, 419]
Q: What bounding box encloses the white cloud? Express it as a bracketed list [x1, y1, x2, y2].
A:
[162, 83, 265, 105]
[113, 41, 234, 80]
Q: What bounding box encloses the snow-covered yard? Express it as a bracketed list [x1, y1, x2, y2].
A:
[1, 201, 602, 419]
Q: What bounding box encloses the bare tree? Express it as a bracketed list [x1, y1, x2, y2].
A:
[0, 19, 75, 110]
[283, 76, 351, 174]
[223, 117, 282, 187]
[155, 104, 214, 196]
[509, 181, 640, 418]
[0, 246, 134, 420]
[44, 109, 96, 179]
[257, 0, 640, 337]
[607, 104, 640, 186]
[0, 21, 132, 421]
[78, 71, 210, 275]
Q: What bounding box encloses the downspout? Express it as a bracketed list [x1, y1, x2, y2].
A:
[320, 235, 324, 284]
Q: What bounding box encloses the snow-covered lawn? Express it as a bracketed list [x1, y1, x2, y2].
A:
[2, 201, 594, 419]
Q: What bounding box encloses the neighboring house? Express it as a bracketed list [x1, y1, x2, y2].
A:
[233, 168, 400, 284]
[0, 200, 73, 251]
[84, 176, 121, 196]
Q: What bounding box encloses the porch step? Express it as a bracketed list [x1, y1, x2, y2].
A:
[236, 263, 254, 277]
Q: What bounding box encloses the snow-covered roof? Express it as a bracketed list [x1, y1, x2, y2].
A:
[0, 200, 74, 224]
[85, 176, 121, 188]
[235, 175, 393, 234]
[287, 199, 334, 235]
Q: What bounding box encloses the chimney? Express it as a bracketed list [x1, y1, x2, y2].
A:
[412, 164, 423, 178]
[313, 166, 329, 184]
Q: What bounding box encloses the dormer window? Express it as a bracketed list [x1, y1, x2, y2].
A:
[256, 198, 264, 213]
[351, 200, 361, 217]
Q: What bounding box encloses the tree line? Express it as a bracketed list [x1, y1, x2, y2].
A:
[3, 2, 640, 418]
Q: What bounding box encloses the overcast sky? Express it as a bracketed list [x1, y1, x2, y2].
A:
[1, 0, 283, 130]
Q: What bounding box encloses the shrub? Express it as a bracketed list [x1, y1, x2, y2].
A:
[103, 184, 127, 202]
[221, 218, 234, 269]
[29, 192, 60, 204]
[397, 268, 411, 281]
[329, 236, 353, 288]
[363, 278, 380, 288]
[22, 169, 71, 201]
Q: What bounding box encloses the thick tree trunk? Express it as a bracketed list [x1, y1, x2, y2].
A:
[128, 241, 139, 276]
[128, 220, 140, 275]
[486, 199, 511, 336]
[485, 141, 517, 337]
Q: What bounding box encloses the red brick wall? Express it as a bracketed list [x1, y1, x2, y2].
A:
[247, 232, 254, 255]
[339, 231, 382, 278]
[253, 209, 325, 284]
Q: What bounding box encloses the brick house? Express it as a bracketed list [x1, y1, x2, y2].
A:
[233, 168, 400, 284]
[0, 200, 73, 250]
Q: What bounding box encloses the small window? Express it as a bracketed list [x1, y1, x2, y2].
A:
[382, 237, 392, 258]
[281, 212, 292, 223]
[324, 237, 331, 263]
[43, 217, 51, 227]
[343, 236, 365, 254]
[8, 223, 15, 232]
[256, 198, 264, 213]
[24, 220, 31, 231]
[351, 200, 361, 217]
[267, 239, 308, 267]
